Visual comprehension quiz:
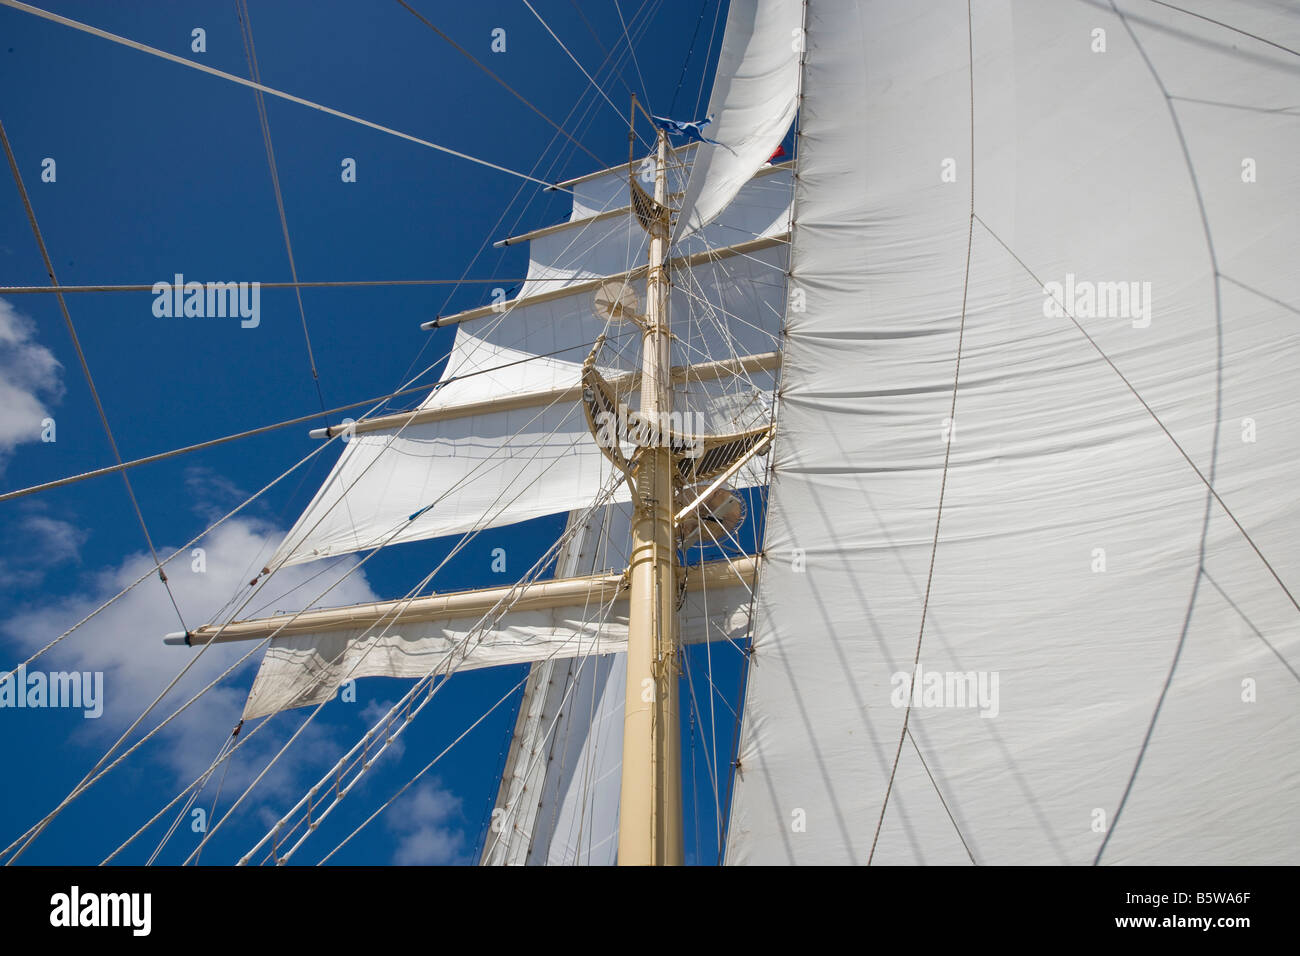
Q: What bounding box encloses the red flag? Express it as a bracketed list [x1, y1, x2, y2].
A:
[767, 145, 787, 163]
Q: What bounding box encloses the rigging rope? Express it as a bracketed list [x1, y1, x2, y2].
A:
[520, 0, 647, 145]
[227, 470, 628, 865]
[403, 0, 662, 420]
[186, 376, 629, 861]
[0, 437, 331, 692]
[0, 0, 565, 189]
[393, 0, 608, 168]
[236, 0, 330, 421]
[5, 325, 610, 859]
[0, 334, 632, 505]
[0, 114, 189, 637]
[315, 493, 627, 865]
[668, 0, 710, 115]
[613, 0, 651, 112]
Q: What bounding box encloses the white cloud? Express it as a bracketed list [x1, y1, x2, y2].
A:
[20, 514, 85, 564]
[388, 778, 467, 865]
[0, 508, 86, 589]
[0, 298, 63, 465]
[2, 500, 385, 850]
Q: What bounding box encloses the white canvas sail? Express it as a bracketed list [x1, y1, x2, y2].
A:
[727, 0, 1300, 865]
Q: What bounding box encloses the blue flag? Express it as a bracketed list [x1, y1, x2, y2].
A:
[652, 114, 721, 146]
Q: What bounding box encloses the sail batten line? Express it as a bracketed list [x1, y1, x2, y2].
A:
[0, 0, 566, 190]
[867, 0, 976, 868]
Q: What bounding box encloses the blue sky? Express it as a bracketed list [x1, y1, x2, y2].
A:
[0, 0, 755, 865]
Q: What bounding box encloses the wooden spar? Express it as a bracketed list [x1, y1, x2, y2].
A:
[499, 160, 791, 247]
[165, 555, 756, 646]
[308, 351, 780, 439]
[420, 232, 787, 330]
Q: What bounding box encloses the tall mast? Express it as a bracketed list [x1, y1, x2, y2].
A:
[619, 123, 684, 865]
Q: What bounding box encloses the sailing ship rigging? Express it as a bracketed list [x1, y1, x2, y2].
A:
[2, 0, 1297, 867]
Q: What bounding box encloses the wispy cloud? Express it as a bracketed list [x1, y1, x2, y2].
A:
[0, 298, 63, 468]
[0, 507, 86, 589]
[388, 778, 469, 865]
[1, 470, 387, 859]
[184, 465, 262, 525]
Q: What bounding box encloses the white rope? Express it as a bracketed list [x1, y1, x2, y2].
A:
[100, 718, 270, 864]
[480, 508, 624, 863]
[3, 336, 494, 859]
[614, 0, 651, 110]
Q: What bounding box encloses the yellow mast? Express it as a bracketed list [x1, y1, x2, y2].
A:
[618, 123, 684, 866]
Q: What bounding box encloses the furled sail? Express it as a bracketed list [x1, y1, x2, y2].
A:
[266, 164, 792, 570]
[226, 554, 754, 720]
[727, 0, 1300, 865]
[481, 504, 631, 866]
[672, 0, 801, 241]
[483, 652, 626, 865]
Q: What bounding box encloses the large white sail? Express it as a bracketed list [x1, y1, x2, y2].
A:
[727, 0, 1300, 865]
